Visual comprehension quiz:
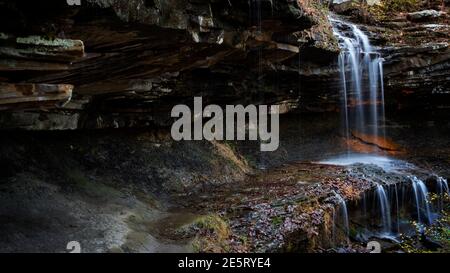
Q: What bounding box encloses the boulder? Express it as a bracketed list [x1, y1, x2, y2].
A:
[331, 0, 360, 14]
[331, 0, 381, 14]
[407, 10, 447, 22]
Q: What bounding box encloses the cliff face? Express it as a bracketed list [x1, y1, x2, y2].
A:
[329, 0, 450, 111]
[0, 0, 339, 130]
[0, 0, 449, 130]
[375, 10, 450, 111]
[1, 1, 450, 254]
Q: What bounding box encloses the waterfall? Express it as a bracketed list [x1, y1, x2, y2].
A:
[375, 184, 392, 233]
[393, 183, 400, 233]
[335, 193, 349, 237]
[330, 17, 386, 144]
[437, 176, 449, 195]
[328, 16, 447, 241]
[410, 176, 432, 225]
[436, 177, 449, 211]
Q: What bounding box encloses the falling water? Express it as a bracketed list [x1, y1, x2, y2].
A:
[437, 176, 449, 195]
[393, 183, 400, 232]
[335, 193, 349, 237]
[327, 16, 447, 243]
[375, 184, 391, 233]
[330, 17, 386, 144]
[436, 177, 449, 211]
[410, 176, 432, 225]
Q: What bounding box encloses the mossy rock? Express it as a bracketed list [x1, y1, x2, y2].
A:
[177, 214, 232, 253]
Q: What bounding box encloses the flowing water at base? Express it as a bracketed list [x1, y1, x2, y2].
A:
[326, 16, 448, 246]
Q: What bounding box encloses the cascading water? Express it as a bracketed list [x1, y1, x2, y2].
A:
[437, 177, 449, 195]
[330, 15, 394, 238]
[328, 16, 447, 247]
[410, 176, 432, 225]
[335, 193, 349, 238]
[393, 184, 400, 233]
[436, 177, 449, 211]
[330, 17, 386, 144]
[375, 184, 391, 233]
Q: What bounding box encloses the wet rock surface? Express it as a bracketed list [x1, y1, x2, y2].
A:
[176, 162, 371, 252]
[0, 113, 448, 253]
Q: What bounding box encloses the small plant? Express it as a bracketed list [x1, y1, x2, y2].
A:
[182, 214, 233, 253]
[272, 216, 284, 226]
[399, 211, 450, 253]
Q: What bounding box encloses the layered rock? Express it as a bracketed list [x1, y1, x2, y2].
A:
[312, 1, 450, 112]
[407, 9, 447, 22]
[371, 5, 450, 111]
[0, 0, 449, 130]
[0, 0, 339, 130]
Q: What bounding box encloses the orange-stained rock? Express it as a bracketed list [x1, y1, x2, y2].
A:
[345, 131, 403, 155]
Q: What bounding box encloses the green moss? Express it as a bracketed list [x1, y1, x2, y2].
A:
[381, 0, 421, 12]
[400, 205, 450, 253]
[193, 214, 230, 240]
[299, 0, 340, 52]
[182, 214, 232, 253]
[0, 33, 9, 40]
[16, 36, 78, 47]
[272, 216, 284, 227]
[349, 227, 358, 238]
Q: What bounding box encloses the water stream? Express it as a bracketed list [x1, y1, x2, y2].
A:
[335, 193, 350, 238]
[375, 184, 392, 233]
[328, 16, 448, 245]
[330, 17, 386, 144]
